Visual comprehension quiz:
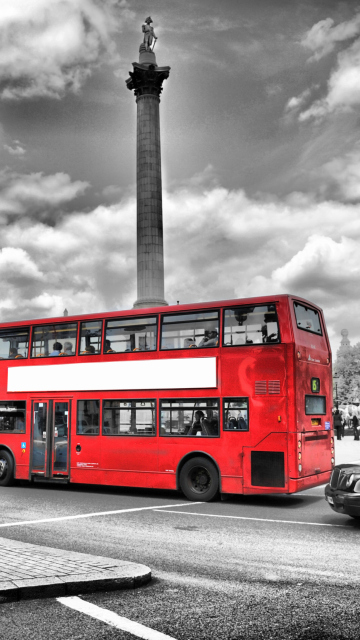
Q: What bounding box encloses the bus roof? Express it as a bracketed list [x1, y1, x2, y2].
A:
[0, 294, 324, 329]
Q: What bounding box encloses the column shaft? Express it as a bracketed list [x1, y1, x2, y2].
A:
[134, 93, 166, 308]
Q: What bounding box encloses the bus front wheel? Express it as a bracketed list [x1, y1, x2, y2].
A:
[179, 457, 219, 502]
[0, 450, 14, 487]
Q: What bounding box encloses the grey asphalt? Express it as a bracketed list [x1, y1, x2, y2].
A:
[0, 437, 358, 604]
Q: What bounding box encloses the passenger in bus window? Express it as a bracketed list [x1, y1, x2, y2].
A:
[82, 345, 96, 355]
[187, 410, 205, 435]
[105, 339, 115, 353]
[15, 415, 25, 432]
[50, 342, 62, 356]
[198, 330, 218, 348]
[9, 347, 23, 359]
[184, 337, 196, 348]
[62, 341, 74, 356]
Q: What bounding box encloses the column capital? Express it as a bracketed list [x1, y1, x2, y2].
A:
[126, 63, 170, 99]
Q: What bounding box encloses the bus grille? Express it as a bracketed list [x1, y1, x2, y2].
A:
[268, 380, 280, 394]
[251, 451, 285, 487]
[255, 381, 267, 395]
[255, 381, 280, 395]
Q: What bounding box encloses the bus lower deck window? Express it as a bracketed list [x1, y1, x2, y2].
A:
[223, 398, 249, 431]
[103, 400, 155, 436]
[160, 400, 219, 437]
[0, 401, 26, 433]
[77, 400, 100, 435]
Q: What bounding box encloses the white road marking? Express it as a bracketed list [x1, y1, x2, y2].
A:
[0, 502, 201, 528]
[58, 596, 177, 640]
[153, 509, 348, 528]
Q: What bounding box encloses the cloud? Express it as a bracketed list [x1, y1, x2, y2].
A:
[320, 147, 360, 202]
[4, 140, 26, 157]
[0, 0, 130, 100]
[0, 170, 89, 215]
[0, 171, 359, 357]
[301, 13, 360, 61]
[294, 12, 360, 121]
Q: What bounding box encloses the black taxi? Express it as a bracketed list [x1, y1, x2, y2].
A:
[325, 464, 360, 519]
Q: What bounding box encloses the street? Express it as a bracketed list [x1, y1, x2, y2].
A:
[0, 440, 359, 640]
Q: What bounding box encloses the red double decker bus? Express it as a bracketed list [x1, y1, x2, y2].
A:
[0, 294, 334, 501]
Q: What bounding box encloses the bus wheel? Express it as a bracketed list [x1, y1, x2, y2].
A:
[179, 457, 219, 502]
[0, 450, 14, 487]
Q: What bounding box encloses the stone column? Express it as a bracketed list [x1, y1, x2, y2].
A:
[126, 46, 170, 308]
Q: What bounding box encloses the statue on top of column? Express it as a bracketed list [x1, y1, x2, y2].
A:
[142, 17, 157, 51]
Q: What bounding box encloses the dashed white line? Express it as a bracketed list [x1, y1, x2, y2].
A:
[153, 509, 348, 528]
[58, 596, 177, 640]
[0, 502, 201, 528]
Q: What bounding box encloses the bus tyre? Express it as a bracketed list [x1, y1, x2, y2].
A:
[0, 450, 14, 487]
[180, 457, 219, 502]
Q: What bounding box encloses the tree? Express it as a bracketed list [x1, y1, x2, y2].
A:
[335, 342, 360, 405]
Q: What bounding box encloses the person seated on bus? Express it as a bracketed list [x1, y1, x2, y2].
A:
[187, 410, 213, 436]
[82, 345, 96, 355]
[61, 341, 74, 356]
[198, 330, 218, 348]
[9, 347, 24, 359]
[184, 337, 197, 348]
[186, 410, 204, 435]
[50, 342, 63, 356]
[105, 339, 115, 354]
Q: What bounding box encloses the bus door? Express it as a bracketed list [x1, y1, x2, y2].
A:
[31, 399, 71, 479]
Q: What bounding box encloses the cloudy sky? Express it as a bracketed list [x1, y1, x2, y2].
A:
[0, 0, 359, 356]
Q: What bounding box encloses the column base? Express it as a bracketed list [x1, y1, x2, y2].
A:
[133, 297, 168, 310]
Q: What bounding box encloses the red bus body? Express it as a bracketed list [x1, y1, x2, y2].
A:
[0, 294, 334, 498]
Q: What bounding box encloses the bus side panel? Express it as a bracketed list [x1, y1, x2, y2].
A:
[0, 435, 30, 480]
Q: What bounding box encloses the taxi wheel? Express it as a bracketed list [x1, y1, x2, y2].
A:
[180, 456, 219, 502]
[0, 450, 14, 487]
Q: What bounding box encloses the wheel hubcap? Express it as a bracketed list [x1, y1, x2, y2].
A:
[190, 467, 211, 493]
[0, 458, 7, 479]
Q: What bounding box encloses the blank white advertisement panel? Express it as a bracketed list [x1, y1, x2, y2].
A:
[8, 357, 217, 393]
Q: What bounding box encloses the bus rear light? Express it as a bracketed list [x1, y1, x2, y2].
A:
[331, 458, 335, 465]
[326, 358, 329, 364]
[297, 351, 301, 359]
[330, 437, 334, 445]
[311, 419, 320, 426]
[298, 440, 301, 448]
[331, 448, 334, 455]
[298, 464, 302, 472]
[298, 453, 301, 460]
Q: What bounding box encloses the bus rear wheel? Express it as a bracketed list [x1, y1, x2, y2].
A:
[0, 450, 14, 487]
[179, 457, 219, 502]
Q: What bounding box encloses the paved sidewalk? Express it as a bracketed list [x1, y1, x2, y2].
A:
[335, 437, 360, 465]
[0, 537, 151, 603]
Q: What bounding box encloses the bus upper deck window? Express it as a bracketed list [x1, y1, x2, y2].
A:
[161, 311, 219, 350]
[105, 317, 157, 353]
[294, 303, 322, 336]
[31, 323, 77, 358]
[223, 305, 279, 347]
[79, 320, 102, 355]
[0, 328, 29, 360]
